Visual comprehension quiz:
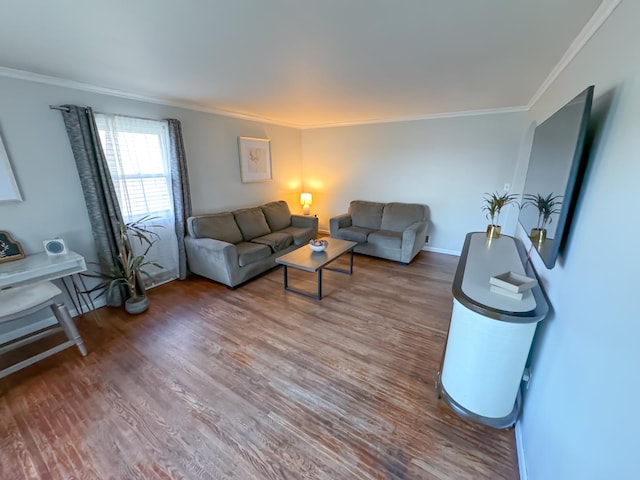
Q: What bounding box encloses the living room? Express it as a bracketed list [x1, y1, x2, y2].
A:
[1, 1, 638, 478]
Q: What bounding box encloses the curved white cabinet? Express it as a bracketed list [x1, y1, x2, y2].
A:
[436, 232, 549, 428]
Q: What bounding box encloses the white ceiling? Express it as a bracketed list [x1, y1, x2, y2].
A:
[0, 0, 604, 127]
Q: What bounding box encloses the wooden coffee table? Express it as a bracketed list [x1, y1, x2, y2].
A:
[275, 238, 357, 300]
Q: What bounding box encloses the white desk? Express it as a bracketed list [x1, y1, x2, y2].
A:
[0, 251, 86, 288]
[0, 251, 93, 316]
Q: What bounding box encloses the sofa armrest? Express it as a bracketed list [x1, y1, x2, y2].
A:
[291, 214, 318, 230]
[184, 235, 238, 285]
[401, 221, 429, 263]
[329, 213, 352, 236]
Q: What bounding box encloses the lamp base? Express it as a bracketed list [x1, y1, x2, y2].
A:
[302, 205, 310, 215]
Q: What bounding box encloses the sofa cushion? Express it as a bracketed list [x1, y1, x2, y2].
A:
[236, 242, 272, 267]
[261, 201, 292, 231]
[349, 201, 384, 230]
[381, 203, 427, 232]
[333, 225, 375, 243]
[251, 232, 293, 252]
[279, 226, 315, 245]
[187, 213, 243, 244]
[367, 230, 402, 249]
[233, 207, 272, 241]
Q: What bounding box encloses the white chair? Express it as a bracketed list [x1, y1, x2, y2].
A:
[0, 281, 87, 379]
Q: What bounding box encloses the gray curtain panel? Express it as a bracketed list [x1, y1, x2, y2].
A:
[166, 119, 192, 280]
[60, 105, 126, 305]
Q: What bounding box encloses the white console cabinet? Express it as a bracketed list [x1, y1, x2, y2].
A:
[436, 232, 549, 428]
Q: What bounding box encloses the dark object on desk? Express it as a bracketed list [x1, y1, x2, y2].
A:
[0, 231, 24, 263]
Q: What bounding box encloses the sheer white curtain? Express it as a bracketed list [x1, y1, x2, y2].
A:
[95, 114, 179, 287]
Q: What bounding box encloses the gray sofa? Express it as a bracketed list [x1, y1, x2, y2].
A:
[185, 201, 318, 287]
[329, 200, 429, 264]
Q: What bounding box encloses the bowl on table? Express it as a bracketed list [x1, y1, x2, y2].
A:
[309, 239, 328, 252]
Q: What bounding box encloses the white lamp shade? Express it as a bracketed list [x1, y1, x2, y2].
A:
[300, 193, 312, 205]
[300, 193, 312, 215]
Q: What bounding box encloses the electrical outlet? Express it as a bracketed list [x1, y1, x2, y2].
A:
[503, 183, 511, 192]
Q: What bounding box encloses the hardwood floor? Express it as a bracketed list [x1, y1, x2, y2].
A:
[0, 251, 519, 479]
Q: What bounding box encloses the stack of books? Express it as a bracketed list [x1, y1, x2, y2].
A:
[489, 271, 537, 300]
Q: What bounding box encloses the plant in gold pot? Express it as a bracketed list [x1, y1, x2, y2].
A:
[521, 193, 563, 243]
[482, 192, 519, 238]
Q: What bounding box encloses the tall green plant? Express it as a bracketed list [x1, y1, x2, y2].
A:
[482, 192, 519, 227]
[123, 215, 161, 257]
[522, 193, 563, 230]
[84, 216, 163, 301]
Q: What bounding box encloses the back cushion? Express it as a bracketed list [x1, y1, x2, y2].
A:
[349, 201, 384, 229]
[188, 213, 243, 244]
[381, 203, 427, 232]
[233, 207, 272, 241]
[261, 201, 291, 231]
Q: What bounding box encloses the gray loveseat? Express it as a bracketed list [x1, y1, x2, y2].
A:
[329, 200, 429, 264]
[185, 201, 318, 287]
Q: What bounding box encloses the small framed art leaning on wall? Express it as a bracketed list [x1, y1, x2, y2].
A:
[0, 133, 22, 202]
[0, 231, 25, 263]
[238, 136, 272, 183]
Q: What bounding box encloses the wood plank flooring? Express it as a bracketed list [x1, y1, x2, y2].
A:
[0, 251, 519, 479]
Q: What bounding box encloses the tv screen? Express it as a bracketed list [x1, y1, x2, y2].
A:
[518, 86, 594, 269]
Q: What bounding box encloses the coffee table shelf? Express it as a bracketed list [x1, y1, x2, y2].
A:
[275, 238, 357, 300]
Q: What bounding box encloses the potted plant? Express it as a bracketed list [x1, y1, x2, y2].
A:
[482, 192, 519, 238]
[85, 216, 163, 314]
[521, 193, 563, 243]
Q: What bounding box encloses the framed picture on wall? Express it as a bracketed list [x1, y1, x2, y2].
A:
[238, 136, 272, 183]
[0, 133, 22, 202]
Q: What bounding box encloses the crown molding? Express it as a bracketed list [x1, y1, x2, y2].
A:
[0, 66, 529, 130]
[3, 0, 620, 137]
[527, 0, 623, 109]
[299, 106, 529, 130]
[0, 66, 300, 128]
[0, 1, 621, 130]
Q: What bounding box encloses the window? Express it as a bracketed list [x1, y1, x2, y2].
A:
[95, 114, 179, 287]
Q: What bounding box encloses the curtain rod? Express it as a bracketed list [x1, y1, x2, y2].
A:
[49, 105, 174, 123]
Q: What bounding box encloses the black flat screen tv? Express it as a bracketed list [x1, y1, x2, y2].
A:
[518, 85, 594, 269]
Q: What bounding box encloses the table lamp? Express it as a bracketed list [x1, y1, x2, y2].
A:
[300, 193, 312, 215]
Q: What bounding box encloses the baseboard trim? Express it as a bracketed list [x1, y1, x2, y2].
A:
[515, 420, 527, 480]
[421, 245, 460, 256]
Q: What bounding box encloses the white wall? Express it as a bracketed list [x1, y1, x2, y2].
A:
[181, 112, 302, 215]
[301, 112, 527, 253]
[0, 75, 302, 335]
[4, 8, 637, 475]
[516, 1, 640, 478]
